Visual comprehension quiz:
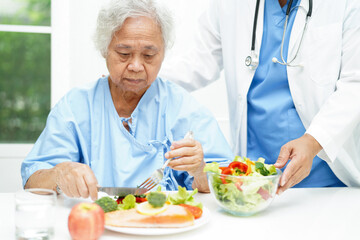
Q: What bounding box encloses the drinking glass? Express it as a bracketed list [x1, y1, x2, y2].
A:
[15, 188, 57, 240]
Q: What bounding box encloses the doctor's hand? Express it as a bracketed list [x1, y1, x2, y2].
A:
[54, 162, 99, 201]
[274, 134, 323, 195]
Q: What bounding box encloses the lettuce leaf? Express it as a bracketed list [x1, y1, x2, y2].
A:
[203, 162, 221, 174]
[117, 194, 136, 210]
[266, 165, 277, 175]
[168, 186, 203, 209]
[255, 161, 270, 176]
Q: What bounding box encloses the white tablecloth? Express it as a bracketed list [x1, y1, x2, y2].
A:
[1, 188, 359, 240]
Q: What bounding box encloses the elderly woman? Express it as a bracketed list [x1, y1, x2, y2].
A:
[21, 0, 234, 200]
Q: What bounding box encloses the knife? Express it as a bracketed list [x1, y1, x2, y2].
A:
[97, 187, 148, 197]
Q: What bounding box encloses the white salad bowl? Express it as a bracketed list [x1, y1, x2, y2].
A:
[207, 168, 282, 216]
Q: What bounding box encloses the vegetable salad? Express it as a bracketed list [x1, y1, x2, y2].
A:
[204, 156, 280, 215]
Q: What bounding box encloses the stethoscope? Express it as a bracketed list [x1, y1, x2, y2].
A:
[245, 0, 313, 70]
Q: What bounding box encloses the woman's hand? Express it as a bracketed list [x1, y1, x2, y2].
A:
[165, 138, 205, 176]
[54, 162, 99, 201]
[274, 134, 323, 194]
[165, 138, 209, 192]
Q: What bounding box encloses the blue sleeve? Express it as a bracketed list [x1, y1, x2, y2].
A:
[179, 111, 234, 190]
[176, 172, 194, 191]
[170, 99, 235, 163]
[191, 110, 234, 163]
[167, 88, 234, 190]
[21, 102, 81, 187]
[162, 170, 194, 191]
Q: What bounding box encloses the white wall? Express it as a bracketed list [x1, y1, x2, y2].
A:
[0, 145, 32, 192]
[162, 0, 230, 141]
[0, 0, 229, 192]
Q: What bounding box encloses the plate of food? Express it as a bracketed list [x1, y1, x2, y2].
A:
[95, 187, 210, 236]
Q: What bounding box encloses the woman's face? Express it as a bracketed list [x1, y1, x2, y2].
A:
[106, 16, 165, 95]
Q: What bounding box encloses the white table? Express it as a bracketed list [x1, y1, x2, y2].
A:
[1, 188, 360, 240]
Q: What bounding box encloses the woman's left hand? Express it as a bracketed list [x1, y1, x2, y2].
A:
[165, 138, 205, 177]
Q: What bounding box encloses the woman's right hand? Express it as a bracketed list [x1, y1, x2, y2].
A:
[54, 162, 99, 201]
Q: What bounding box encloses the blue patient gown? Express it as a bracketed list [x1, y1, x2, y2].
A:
[21, 77, 234, 190]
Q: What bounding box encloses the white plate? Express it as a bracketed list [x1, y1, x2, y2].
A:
[105, 206, 211, 236]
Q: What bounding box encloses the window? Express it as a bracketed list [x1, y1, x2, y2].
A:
[0, 0, 51, 143]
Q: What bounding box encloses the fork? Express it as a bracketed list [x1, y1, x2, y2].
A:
[138, 131, 194, 191]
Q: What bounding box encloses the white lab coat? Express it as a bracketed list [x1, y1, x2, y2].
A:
[160, 0, 360, 186]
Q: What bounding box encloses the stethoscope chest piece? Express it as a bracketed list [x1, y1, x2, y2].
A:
[245, 51, 259, 70]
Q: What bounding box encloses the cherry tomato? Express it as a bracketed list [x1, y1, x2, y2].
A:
[179, 204, 203, 219]
[229, 161, 248, 174]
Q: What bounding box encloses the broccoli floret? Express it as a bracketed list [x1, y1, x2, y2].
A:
[95, 196, 118, 213]
[147, 192, 167, 208]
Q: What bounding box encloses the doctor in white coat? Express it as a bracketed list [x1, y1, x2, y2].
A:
[160, 0, 360, 193]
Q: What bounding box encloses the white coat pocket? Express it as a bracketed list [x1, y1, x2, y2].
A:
[305, 23, 342, 86]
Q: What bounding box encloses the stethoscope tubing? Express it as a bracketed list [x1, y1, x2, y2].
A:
[246, 0, 313, 69]
[251, 0, 261, 52]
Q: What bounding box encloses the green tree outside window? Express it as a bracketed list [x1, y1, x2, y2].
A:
[0, 0, 51, 143]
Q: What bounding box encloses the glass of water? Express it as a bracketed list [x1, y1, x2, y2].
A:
[15, 188, 57, 240]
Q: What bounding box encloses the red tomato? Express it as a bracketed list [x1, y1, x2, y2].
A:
[179, 204, 203, 219]
[257, 187, 271, 200]
[116, 197, 123, 204]
[229, 161, 248, 174]
[221, 167, 232, 175]
[135, 197, 147, 203]
[220, 167, 232, 184]
[117, 196, 147, 204]
[235, 181, 243, 191]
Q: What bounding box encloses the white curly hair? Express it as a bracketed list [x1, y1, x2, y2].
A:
[94, 0, 174, 58]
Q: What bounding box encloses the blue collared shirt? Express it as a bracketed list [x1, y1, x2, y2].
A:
[22, 77, 234, 190]
[247, 0, 344, 187]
